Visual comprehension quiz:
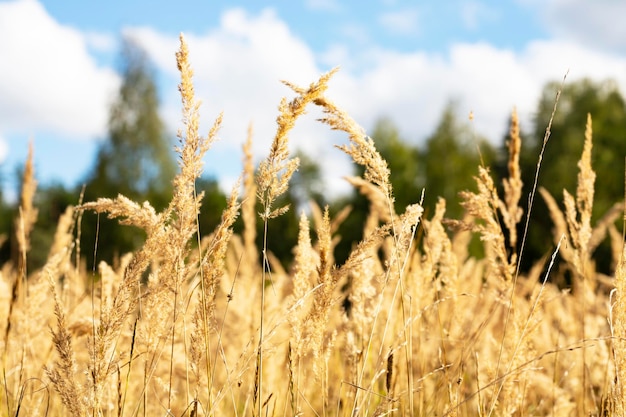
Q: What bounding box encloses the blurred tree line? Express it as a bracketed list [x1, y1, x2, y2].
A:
[0, 40, 624, 276]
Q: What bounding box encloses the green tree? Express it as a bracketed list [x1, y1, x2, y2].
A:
[290, 149, 327, 208]
[230, 149, 327, 268]
[422, 103, 494, 220]
[0, 163, 78, 273]
[0, 171, 14, 265]
[521, 78, 626, 272]
[196, 175, 228, 238]
[81, 39, 177, 268]
[371, 118, 423, 211]
[333, 118, 421, 264]
[330, 195, 362, 263]
[28, 182, 77, 271]
[261, 150, 327, 266]
[334, 111, 495, 263]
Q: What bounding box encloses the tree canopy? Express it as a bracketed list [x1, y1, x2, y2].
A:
[86, 39, 177, 206]
[520, 78, 626, 272]
[81, 39, 178, 268]
[0, 65, 623, 276]
[421, 103, 494, 220]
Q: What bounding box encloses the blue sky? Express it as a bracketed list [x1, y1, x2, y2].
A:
[1, 0, 626, 200]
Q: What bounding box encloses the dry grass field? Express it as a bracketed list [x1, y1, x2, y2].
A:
[1, 34, 625, 416]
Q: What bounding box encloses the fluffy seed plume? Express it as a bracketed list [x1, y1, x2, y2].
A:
[257, 69, 338, 220]
[315, 94, 392, 201]
[500, 108, 524, 251]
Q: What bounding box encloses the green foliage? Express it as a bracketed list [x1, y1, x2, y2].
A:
[87, 39, 176, 205]
[527, 78, 626, 215]
[0, 178, 15, 267]
[367, 106, 495, 222]
[422, 103, 495, 220]
[291, 149, 327, 208]
[371, 118, 422, 211]
[0, 163, 79, 272]
[196, 176, 228, 237]
[334, 108, 495, 264]
[521, 78, 626, 272]
[81, 38, 177, 268]
[28, 183, 79, 270]
[1, 58, 621, 280]
[333, 118, 420, 264]
[237, 149, 327, 268]
[263, 194, 301, 265]
[332, 192, 367, 264]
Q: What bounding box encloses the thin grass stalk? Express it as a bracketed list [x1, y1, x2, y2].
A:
[90, 217, 99, 413]
[75, 186, 86, 294]
[45, 269, 86, 416]
[516, 71, 567, 278]
[118, 318, 137, 417]
[386, 205, 423, 415]
[174, 33, 230, 413]
[487, 72, 567, 417]
[312, 90, 406, 413]
[3, 144, 38, 401]
[196, 184, 240, 411]
[88, 212, 100, 417]
[255, 69, 336, 416]
[242, 124, 258, 277]
[576, 114, 594, 414]
[16, 142, 38, 293]
[501, 234, 565, 403]
[381, 202, 412, 414]
[168, 281, 180, 411]
[258, 225, 267, 417]
[611, 168, 626, 414]
[182, 276, 192, 416]
[396, 196, 424, 413]
[212, 267, 240, 416]
[288, 211, 315, 415]
[199, 255, 213, 414]
[2, 264, 19, 415]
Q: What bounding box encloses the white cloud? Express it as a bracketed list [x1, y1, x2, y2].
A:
[530, 0, 626, 54]
[378, 9, 421, 36]
[126, 6, 626, 198]
[0, 135, 8, 163]
[3, 1, 626, 200]
[84, 31, 117, 53]
[334, 39, 626, 151]
[0, 0, 120, 140]
[125, 8, 354, 195]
